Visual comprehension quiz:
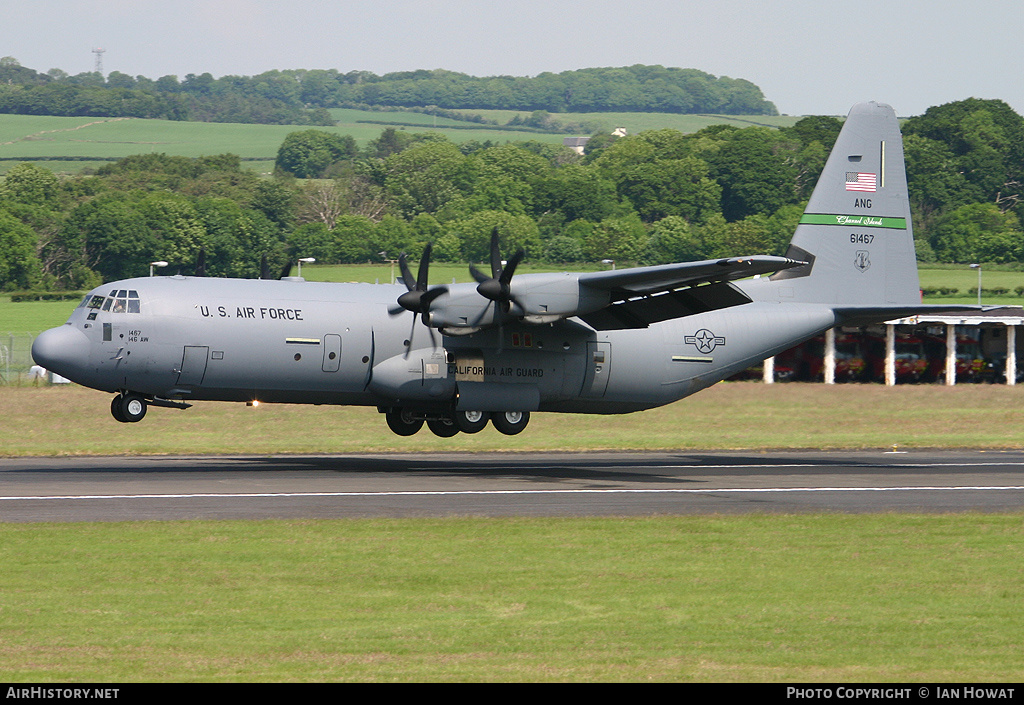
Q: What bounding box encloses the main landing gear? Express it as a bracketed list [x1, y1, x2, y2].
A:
[383, 408, 530, 437]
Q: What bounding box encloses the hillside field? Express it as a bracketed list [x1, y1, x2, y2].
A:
[0, 109, 802, 175]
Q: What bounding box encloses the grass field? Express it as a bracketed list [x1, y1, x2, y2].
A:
[2, 513, 1022, 682]
[0, 109, 803, 175]
[3, 382, 1024, 456]
[0, 112, 569, 175]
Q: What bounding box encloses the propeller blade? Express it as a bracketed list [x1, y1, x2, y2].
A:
[469, 264, 490, 285]
[398, 253, 416, 291]
[489, 228, 502, 278]
[500, 249, 525, 285]
[416, 243, 433, 291]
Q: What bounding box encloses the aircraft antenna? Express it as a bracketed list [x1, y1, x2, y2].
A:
[92, 47, 105, 76]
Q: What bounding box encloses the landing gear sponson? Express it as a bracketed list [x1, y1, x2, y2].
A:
[382, 407, 530, 437]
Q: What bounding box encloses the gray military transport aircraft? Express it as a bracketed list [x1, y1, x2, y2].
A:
[32, 102, 969, 437]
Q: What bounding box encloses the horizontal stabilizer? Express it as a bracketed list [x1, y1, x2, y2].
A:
[833, 304, 987, 327]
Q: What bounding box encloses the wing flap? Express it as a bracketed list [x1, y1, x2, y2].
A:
[578, 281, 752, 330]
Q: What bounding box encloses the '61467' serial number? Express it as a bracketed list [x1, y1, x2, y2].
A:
[851, 233, 875, 244]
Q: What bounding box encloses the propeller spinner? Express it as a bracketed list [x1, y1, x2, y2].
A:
[470, 228, 525, 316]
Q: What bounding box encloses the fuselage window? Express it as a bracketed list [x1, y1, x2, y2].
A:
[87, 295, 106, 309]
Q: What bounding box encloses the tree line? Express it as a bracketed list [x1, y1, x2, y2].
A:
[1, 98, 1021, 293]
[0, 58, 775, 125]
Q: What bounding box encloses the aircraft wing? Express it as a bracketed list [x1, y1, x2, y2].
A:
[577, 255, 804, 296]
[574, 255, 805, 330]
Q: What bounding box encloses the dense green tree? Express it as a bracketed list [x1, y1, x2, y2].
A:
[452, 211, 542, 263]
[615, 157, 721, 223]
[705, 127, 799, 221]
[904, 99, 1024, 204]
[643, 215, 709, 264]
[0, 163, 61, 205]
[382, 140, 474, 217]
[584, 213, 649, 263]
[533, 165, 620, 223]
[275, 130, 358, 178]
[0, 209, 41, 290]
[930, 203, 1024, 263]
[331, 215, 377, 263]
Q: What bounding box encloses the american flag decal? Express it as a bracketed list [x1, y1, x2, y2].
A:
[846, 172, 877, 192]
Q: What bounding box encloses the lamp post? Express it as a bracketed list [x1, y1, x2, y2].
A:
[149, 261, 168, 277]
[297, 257, 315, 278]
[380, 251, 397, 284]
[601, 258, 616, 271]
[970, 263, 982, 306]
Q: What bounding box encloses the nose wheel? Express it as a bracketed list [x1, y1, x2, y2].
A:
[111, 393, 148, 423]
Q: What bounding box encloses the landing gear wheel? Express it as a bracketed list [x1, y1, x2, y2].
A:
[385, 409, 423, 436]
[111, 395, 128, 423]
[491, 410, 530, 436]
[115, 393, 147, 423]
[427, 417, 460, 437]
[454, 410, 489, 434]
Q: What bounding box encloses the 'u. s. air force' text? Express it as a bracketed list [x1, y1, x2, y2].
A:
[198, 305, 304, 321]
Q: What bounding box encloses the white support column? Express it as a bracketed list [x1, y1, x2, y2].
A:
[763, 356, 775, 384]
[945, 324, 957, 386]
[1007, 324, 1017, 386]
[824, 327, 836, 385]
[885, 324, 895, 386]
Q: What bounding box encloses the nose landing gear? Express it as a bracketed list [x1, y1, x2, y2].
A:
[110, 393, 192, 422]
[111, 392, 147, 423]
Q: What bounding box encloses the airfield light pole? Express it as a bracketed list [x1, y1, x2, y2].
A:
[601, 259, 616, 271]
[149, 261, 168, 277]
[297, 257, 315, 277]
[380, 251, 397, 284]
[970, 263, 982, 305]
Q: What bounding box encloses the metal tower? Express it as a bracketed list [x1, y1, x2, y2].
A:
[92, 47, 105, 75]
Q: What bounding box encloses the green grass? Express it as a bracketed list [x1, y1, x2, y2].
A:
[0, 110, 801, 175]
[4, 383, 1024, 456]
[0, 112, 569, 175]
[2, 514, 1022, 681]
[469, 109, 802, 134]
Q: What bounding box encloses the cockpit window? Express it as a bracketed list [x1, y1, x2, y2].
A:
[88, 291, 142, 313]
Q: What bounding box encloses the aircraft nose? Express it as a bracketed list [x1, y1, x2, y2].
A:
[32, 325, 91, 378]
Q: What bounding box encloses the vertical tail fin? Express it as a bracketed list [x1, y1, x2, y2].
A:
[772, 102, 919, 306]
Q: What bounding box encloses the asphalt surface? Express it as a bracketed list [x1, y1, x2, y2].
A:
[3, 450, 1024, 522]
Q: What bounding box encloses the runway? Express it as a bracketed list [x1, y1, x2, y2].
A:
[3, 450, 1024, 522]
